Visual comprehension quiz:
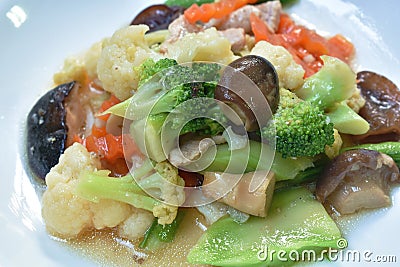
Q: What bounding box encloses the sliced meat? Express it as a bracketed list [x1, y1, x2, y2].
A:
[164, 16, 246, 53]
[257, 0, 282, 32]
[167, 15, 203, 43]
[205, 1, 282, 34]
[218, 28, 246, 53]
[169, 138, 214, 167]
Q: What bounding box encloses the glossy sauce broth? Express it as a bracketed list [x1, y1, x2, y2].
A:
[65, 208, 209, 267]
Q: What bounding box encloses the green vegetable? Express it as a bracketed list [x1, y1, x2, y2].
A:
[275, 156, 329, 190]
[130, 100, 226, 162]
[140, 211, 186, 249]
[130, 113, 169, 162]
[165, 0, 214, 8]
[296, 55, 355, 110]
[187, 140, 272, 174]
[189, 140, 314, 180]
[76, 160, 185, 225]
[106, 58, 221, 120]
[165, 0, 296, 8]
[326, 102, 369, 135]
[106, 58, 224, 130]
[104, 58, 227, 162]
[187, 187, 343, 266]
[271, 152, 315, 181]
[262, 88, 334, 158]
[341, 142, 400, 167]
[76, 170, 159, 212]
[136, 58, 178, 88]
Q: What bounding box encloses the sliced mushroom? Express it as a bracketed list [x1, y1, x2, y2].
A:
[354, 71, 400, 143]
[215, 55, 279, 132]
[26, 81, 108, 180]
[316, 149, 399, 215]
[203, 170, 276, 217]
[26, 82, 75, 179]
[131, 5, 185, 33]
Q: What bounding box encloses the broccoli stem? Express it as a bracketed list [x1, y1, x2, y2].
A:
[296, 56, 355, 110]
[131, 158, 156, 179]
[326, 102, 369, 135]
[341, 142, 400, 167]
[201, 141, 272, 174]
[274, 157, 329, 190]
[76, 171, 160, 212]
[272, 153, 315, 181]
[195, 140, 314, 180]
[104, 81, 164, 120]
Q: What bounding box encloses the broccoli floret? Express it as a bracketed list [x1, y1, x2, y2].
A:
[136, 58, 178, 88]
[262, 88, 334, 158]
[105, 59, 222, 121]
[76, 159, 185, 225]
[103, 58, 226, 162]
[295, 56, 369, 135]
[168, 97, 226, 136]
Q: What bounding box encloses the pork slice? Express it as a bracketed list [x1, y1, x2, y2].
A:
[219, 28, 247, 53]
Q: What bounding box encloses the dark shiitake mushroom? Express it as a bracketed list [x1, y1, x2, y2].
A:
[316, 149, 399, 215]
[354, 71, 400, 143]
[26, 82, 76, 180]
[214, 55, 279, 132]
[130, 4, 185, 32]
[26, 81, 107, 180]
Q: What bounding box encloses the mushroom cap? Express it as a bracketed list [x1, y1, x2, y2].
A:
[316, 149, 399, 214]
[26, 82, 75, 179]
[355, 71, 400, 143]
[214, 55, 279, 132]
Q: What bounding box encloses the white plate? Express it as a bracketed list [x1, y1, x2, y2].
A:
[0, 0, 399, 266]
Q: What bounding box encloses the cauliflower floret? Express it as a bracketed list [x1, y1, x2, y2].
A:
[152, 162, 185, 225]
[325, 128, 343, 159]
[45, 142, 100, 189]
[53, 57, 87, 86]
[118, 209, 154, 240]
[166, 27, 237, 65]
[346, 85, 366, 113]
[250, 41, 305, 90]
[84, 40, 103, 83]
[97, 25, 153, 100]
[41, 143, 132, 238]
[42, 180, 92, 237]
[90, 199, 133, 229]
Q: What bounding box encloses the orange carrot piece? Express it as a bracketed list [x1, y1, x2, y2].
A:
[91, 124, 107, 138]
[327, 34, 355, 62]
[184, 0, 257, 23]
[250, 13, 272, 43]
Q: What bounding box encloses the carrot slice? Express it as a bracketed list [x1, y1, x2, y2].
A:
[250, 13, 273, 43]
[97, 95, 121, 121]
[327, 34, 355, 62]
[184, 0, 257, 23]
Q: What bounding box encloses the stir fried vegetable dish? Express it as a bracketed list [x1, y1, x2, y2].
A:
[25, 0, 400, 266]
